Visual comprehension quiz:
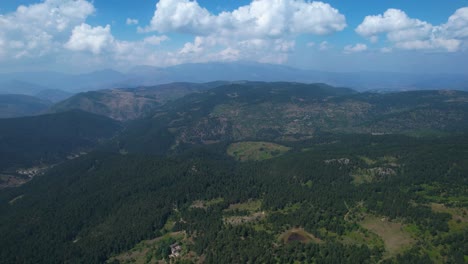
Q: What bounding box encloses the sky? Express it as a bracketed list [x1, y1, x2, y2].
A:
[0, 0, 468, 74]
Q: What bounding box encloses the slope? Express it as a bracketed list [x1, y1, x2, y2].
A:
[0, 94, 51, 118]
[0, 110, 122, 172]
[115, 82, 468, 155]
[50, 82, 228, 121]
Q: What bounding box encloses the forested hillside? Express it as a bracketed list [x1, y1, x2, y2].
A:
[0, 82, 466, 264]
[114, 82, 468, 155]
[50, 82, 229, 121]
[0, 110, 121, 173]
[0, 94, 51, 118]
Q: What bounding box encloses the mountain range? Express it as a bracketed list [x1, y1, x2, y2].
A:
[1, 62, 467, 97]
[0, 81, 466, 263]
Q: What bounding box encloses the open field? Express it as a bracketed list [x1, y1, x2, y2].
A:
[224, 212, 266, 225]
[227, 141, 290, 161]
[279, 228, 322, 244]
[431, 203, 468, 232]
[191, 197, 224, 209]
[360, 215, 415, 257]
[225, 199, 262, 212]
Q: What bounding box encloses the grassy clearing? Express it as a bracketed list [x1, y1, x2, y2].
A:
[430, 203, 468, 232]
[351, 168, 375, 185]
[227, 141, 291, 161]
[359, 156, 376, 166]
[359, 215, 415, 257]
[358, 155, 398, 167]
[279, 228, 322, 244]
[191, 197, 224, 209]
[224, 212, 266, 225]
[352, 168, 394, 185]
[225, 199, 262, 212]
[341, 229, 384, 251]
[223, 199, 265, 226]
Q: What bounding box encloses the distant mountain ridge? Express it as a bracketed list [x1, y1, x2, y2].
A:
[1, 62, 467, 95]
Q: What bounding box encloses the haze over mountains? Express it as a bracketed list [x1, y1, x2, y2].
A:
[1, 62, 467, 97]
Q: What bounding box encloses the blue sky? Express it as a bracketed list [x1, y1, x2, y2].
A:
[0, 0, 467, 73]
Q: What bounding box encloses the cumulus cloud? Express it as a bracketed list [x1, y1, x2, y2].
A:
[0, 0, 95, 59]
[443, 8, 468, 38]
[65, 23, 170, 68]
[65, 24, 114, 54]
[139, 0, 346, 63]
[356, 8, 468, 52]
[344, 43, 367, 53]
[0, 0, 173, 70]
[142, 0, 346, 37]
[126, 18, 139, 25]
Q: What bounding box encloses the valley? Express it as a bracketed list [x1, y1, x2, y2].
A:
[0, 81, 466, 264]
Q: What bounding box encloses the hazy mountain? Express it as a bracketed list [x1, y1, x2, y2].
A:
[34, 89, 73, 103]
[1, 62, 467, 94]
[0, 94, 51, 118]
[0, 80, 49, 95]
[126, 62, 468, 91]
[0, 80, 72, 103]
[0, 69, 127, 93]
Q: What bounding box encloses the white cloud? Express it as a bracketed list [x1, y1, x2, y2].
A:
[356, 8, 468, 52]
[344, 43, 367, 53]
[380, 47, 392, 53]
[126, 18, 139, 25]
[143, 0, 346, 37]
[274, 39, 295, 53]
[306, 42, 315, 47]
[179, 36, 205, 54]
[65, 24, 114, 54]
[143, 35, 169, 45]
[0, 0, 95, 59]
[139, 0, 346, 64]
[319, 41, 329, 50]
[0, 0, 173, 70]
[218, 48, 240, 61]
[0, 0, 348, 69]
[440, 7, 468, 39]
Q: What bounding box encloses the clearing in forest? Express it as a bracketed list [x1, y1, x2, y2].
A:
[223, 199, 265, 225]
[279, 228, 322, 244]
[227, 141, 290, 161]
[431, 203, 468, 232]
[359, 215, 415, 257]
[225, 199, 262, 212]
